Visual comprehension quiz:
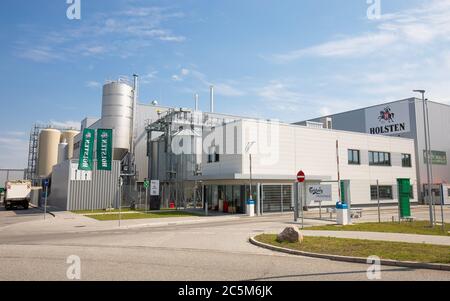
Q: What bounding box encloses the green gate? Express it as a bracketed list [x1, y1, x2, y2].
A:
[397, 178, 411, 218]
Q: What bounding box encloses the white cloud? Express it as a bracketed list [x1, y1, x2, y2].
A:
[49, 120, 81, 130]
[15, 5, 186, 62]
[273, 33, 397, 61]
[271, 0, 450, 62]
[86, 81, 101, 88]
[140, 71, 158, 85]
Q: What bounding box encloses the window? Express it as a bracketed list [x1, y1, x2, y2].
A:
[369, 151, 391, 166]
[370, 185, 393, 200]
[402, 153, 412, 167]
[348, 149, 360, 165]
[207, 146, 220, 163]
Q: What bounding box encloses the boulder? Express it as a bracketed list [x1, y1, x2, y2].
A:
[276, 227, 303, 243]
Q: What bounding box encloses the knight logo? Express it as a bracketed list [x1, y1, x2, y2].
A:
[368, 104, 408, 135]
[378, 106, 395, 123]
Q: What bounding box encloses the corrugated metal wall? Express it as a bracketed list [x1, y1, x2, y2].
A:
[67, 160, 120, 211]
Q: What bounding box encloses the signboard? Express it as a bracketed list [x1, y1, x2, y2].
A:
[78, 129, 95, 171]
[96, 129, 113, 171]
[143, 180, 150, 189]
[70, 163, 92, 181]
[365, 101, 410, 135]
[150, 180, 160, 196]
[424, 150, 447, 165]
[306, 184, 333, 203]
[297, 170, 305, 183]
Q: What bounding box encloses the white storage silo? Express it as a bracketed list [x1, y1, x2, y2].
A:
[61, 130, 79, 159]
[37, 129, 61, 178]
[101, 80, 134, 160]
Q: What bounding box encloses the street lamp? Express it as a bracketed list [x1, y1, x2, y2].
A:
[413, 90, 434, 227]
[245, 141, 256, 201]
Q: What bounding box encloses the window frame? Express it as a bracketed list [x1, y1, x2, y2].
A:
[402, 153, 412, 168]
[369, 151, 391, 166]
[370, 185, 394, 200]
[348, 149, 361, 165]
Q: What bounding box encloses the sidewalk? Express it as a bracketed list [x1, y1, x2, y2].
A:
[301, 230, 450, 246]
[0, 210, 244, 236]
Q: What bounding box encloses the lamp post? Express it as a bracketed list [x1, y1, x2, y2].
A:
[245, 141, 256, 201]
[413, 90, 434, 227]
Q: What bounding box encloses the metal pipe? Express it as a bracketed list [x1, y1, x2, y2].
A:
[425, 99, 437, 225]
[414, 90, 434, 226]
[210, 85, 214, 113]
[195, 94, 199, 111]
[131, 74, 139, 155]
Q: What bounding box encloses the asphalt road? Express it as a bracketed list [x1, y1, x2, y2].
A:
[0, 206, 47, 227]
[0, 212, 449, 281]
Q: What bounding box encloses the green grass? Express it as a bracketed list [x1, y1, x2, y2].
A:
[255, 234, 450, 264]
[85, 210, 201, 221]
[72, 207, 179, 214]
[307, 221, 450, 236]
[72, 208, 135, 214]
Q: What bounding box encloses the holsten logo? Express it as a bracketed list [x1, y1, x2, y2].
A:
[369, 106, 407, 134]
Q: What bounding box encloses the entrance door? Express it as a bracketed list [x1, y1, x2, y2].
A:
[261, 184, 293, 213]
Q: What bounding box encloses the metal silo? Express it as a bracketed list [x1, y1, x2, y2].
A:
[101, 80, 134, 160]
[37, 129, 61, 178]
[61, 130, 79, 159]
[57, 141, 68, 164]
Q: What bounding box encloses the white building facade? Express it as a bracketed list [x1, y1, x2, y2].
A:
[194, 119, 418, 214]
[302, 98, 450, 204]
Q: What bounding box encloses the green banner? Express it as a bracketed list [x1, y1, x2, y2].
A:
[97, 129, 113, 171]
[78, 129, 95, 171]
[424, 150, 447, 165]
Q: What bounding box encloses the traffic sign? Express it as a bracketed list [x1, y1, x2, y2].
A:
[43, 179, 49, 187]
[143, 180, 150, 189]
[297, 170, 305, 183]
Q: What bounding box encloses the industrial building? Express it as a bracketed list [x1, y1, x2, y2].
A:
[26, 75, 423, 213]
[146, 116, 417, 214]
[300, 98, 450, 205]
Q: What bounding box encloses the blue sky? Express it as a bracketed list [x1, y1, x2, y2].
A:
[1, 0, 449, 168]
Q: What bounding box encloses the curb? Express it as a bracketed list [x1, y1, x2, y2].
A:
[32, 205, 56, 218]
[249, 236, 450, 272]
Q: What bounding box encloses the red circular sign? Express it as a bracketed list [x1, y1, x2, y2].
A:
[297, 170, 305, 183]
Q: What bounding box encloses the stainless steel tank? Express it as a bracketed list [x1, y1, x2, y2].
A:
[37, 129, 61, 178]
[101, 80, 134, 160]
[57, 141, 68, 164]
[60, 130, 79, 159]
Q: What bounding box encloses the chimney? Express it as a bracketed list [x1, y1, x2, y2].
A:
[210, 85, 214, 113]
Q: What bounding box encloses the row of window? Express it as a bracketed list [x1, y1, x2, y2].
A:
[348, 150, 411, 167]
[370, 185, 414, 200]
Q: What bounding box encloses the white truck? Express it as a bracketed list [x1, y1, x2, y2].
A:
[4, 180, 31, 210]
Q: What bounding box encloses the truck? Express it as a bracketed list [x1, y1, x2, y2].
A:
[4, 180, 31, 210]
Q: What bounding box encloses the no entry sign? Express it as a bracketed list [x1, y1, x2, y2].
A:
[297, 170, 305, 183]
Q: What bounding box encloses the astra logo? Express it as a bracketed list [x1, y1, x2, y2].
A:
[378, 106, 395, 123]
